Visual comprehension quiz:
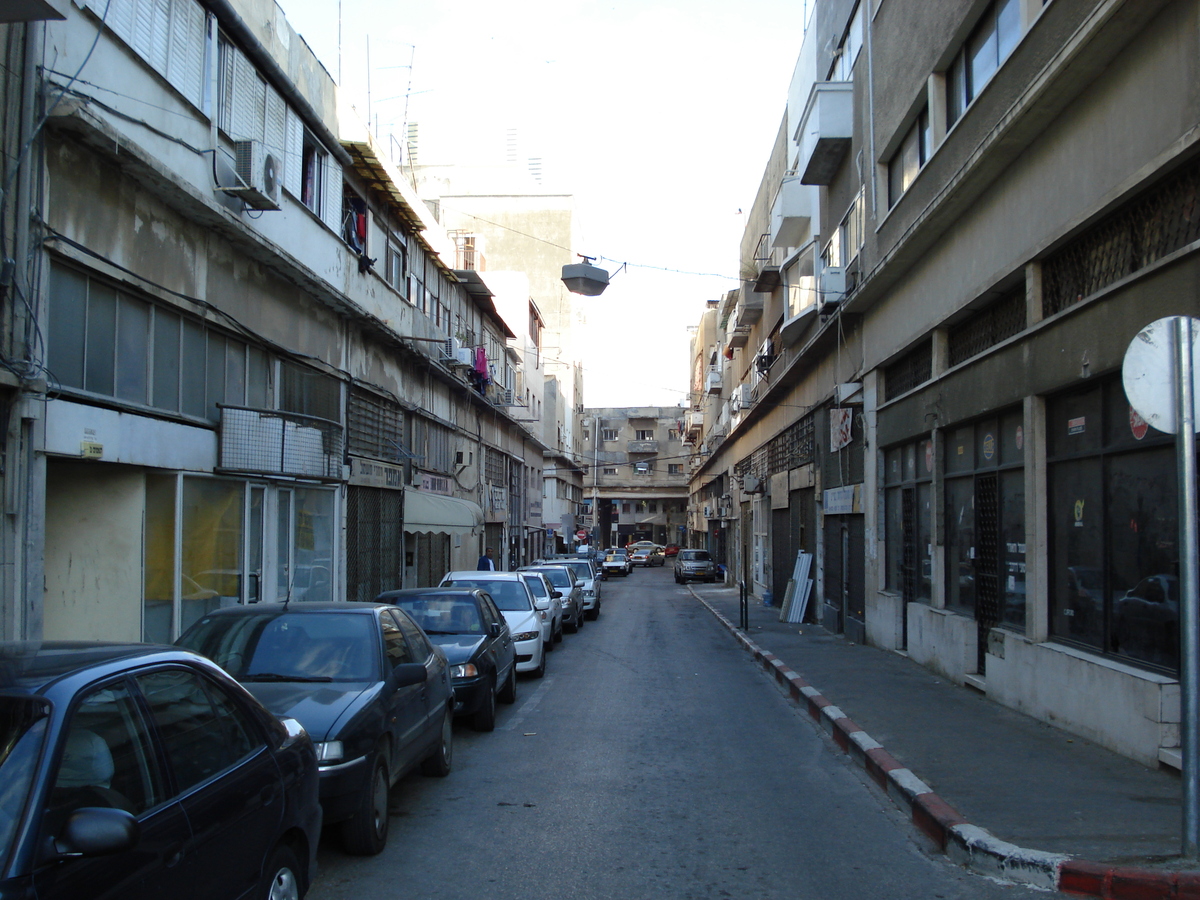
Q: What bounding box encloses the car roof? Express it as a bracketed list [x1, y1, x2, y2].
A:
[378, 588, 485, 603]
[188, 601, 390, 616]
[442, 570, 523, 580]
[0, 641, 207, 694]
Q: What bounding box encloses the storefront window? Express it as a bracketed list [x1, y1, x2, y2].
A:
[1048, 377, 1178, 672]
[292, 487, 335, 602]
[181, 478, 244, 633]
[883, 437, 933, 602]
[143, 475, 176, 643]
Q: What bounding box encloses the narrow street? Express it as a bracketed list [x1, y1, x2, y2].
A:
[308, 567, 1034, 900]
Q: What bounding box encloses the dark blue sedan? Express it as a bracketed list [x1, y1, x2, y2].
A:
[378, 589, 518, 732]
[0, 641, 321, 900]
[177, 602, 454, 856]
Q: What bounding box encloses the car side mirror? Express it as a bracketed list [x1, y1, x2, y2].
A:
[490, 622, 503, 638]
[50, 807, 139, 859]
[551, 590, 562, 599]
[390, 662, 428, 689]
[534, 598, 550, 611]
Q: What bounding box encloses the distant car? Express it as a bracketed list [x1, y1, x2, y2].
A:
[663, 544, 681, 557]
[630, 547, 665, 567]
[440, 572, 547, 677]
[518, 570, 565, 648]
[0, 641, 321, 900]
[521, 565, 586, 632]
[538, 557, 603, 620]
[674, 549, 717, 584]
[603, 549, 632, 578]
[177, 601, 454, 856]
[380, 588, 519, 731]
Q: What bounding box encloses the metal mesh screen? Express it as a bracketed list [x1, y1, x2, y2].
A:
[948, 290, 1026, 367]
[219, 406, 343, 480]
[884, 341, 932, 402]
[348, 388, 403, 460]
[346, 487, 403, 601]
[1042, 156, 1200, 316]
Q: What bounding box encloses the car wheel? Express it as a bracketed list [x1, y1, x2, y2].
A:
[472, 679, 497, 731]
[420, 708, 453, 777]
[674, 575, 681, 584]
[341, 750, 389, 855]
[498, 664, 518, 703]
[567, 612, 579, 634]
[555, 620, 564, 643]
[260, 843, 304, 900]
[586, 605, 600, 621]
[533, 646, 546, 678]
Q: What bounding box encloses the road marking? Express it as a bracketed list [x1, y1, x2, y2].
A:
[501, 676, 555, 731]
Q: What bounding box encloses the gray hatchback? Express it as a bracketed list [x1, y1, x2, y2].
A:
[674, 549, 717, 584]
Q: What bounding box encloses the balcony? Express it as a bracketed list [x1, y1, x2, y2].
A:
[752, 233, 783, 292]
[770, 178, 813, 249]
[735, 289, 764, 326]
[219, 406, 344, 481]
[627, 440, 659, 454]
[727, 325, 752, 349]
[705, 368, 722, 395]
[795, 81, 853, 185]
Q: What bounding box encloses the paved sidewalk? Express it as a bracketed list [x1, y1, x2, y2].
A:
[689, 583, 1196, 897]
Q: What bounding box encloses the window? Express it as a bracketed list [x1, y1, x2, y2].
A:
[946, 0, 1021, 129]
[301, 132, 325, 214]
[634, 462, 653, 476]
[887, 107, 930, 207]
[385, 229, 407, 295]
[668, 464, 683, 475]
[635, 430, 655, 441]
[342, 186, 368, 255]
[601, 428, 618, 442]
[48, 264, 269, 423]
[603, 467, 618, 475]
[830, 3, 864, 81]
[668, 429, 678, 441]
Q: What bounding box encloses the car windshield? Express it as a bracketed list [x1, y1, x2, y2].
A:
[393, 596, 484, 635]
[520, 576, 549, 599]
[550, 562, 591, 580]
[178, 611, 380, 682]
[680, 550, 711, 561]
[531, 568, 572, 589]
[0, 698, 48, 868]
[443, 580, 532, 612]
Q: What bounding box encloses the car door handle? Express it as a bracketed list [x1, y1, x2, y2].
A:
[256, 785, 279, 808]
[165, 842, 184, 868]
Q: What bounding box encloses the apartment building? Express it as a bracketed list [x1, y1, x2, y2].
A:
[0, 0, 546, 642]
[690, 0, 1200, 766]
[584, 408, 690, 549]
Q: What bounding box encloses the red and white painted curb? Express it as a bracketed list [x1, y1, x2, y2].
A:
[690, 590, 1200, 899]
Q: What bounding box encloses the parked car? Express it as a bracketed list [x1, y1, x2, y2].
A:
[0, 641, 322, 900]
[602, 548, 632, 578]
[517, 570, 565, 649]
[538, 557, 603, 620]
[439, 572, 547, 678]
[380, 588, 518, 731]
[177, 601, 453, 856]
[663, 543, 681, 557]
[521, 565, 586, 632]
[675, 549, 718, 584]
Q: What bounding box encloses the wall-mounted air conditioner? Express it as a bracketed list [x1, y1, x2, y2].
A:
[455, 347, 476, 368]
[820, 266, 846, 314]
[703, 505, 712, 518]
[717, 507, 731, 518]
[731, 384, 754, 412]
[226, 140, 280, 210]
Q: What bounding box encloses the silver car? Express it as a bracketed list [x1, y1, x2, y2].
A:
[674, 549, 717, 584]
[539, 558, 603, 620]
[522, 566, 585, 632]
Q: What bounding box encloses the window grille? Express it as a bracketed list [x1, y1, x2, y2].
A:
[1042, 156, 1200, 316]
[485, 447, 507, 486]
[766, 412, 816, 474]
[884, 341, 932, 401]
[348, 388, 404, 460]
[280, 362, 341, 423]
[947, 289, 1026, 367]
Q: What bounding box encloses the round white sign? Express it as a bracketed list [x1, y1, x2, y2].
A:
[1122, 316, 1200, 435]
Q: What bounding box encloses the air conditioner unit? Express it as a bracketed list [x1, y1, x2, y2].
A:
[731, 384, 753, 412]
[742, 473, 764, 494]
[717, 507, 731, 518]
[493, 388, 515, 406]
[455, 347, 476, 368]
[227, 140, 280, 210]
[440, 337, 460, 362]
[820, 266, 847, 314]
[703, 505, 712, 518]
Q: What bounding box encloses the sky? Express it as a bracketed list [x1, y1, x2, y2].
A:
[274, 0, 814, 407]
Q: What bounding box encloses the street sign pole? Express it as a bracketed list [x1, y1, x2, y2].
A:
[1175, 316, 1200, 858]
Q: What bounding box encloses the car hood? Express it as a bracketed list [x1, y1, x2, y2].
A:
[424, 634, 485, 665]
[501, 609, 539, 634]
[242, 681, 374, 743]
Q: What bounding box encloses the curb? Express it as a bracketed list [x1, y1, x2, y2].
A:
[689, 589, 1200, 898]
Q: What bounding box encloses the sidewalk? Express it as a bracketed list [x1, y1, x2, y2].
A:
[689, 583, 1195, 897]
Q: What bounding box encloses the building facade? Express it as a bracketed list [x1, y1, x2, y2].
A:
[690, 0, 1200, 767]
[584, 408, 690, 549]
[1, 0, 545, 643]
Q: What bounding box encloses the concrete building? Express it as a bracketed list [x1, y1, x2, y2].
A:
[0, 0, 545, 642]
[584, 408, 690, 549]
[691, 0, 1200, 767]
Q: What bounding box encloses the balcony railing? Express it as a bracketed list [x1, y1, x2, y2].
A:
[219, 406, 344, 481]
[627, 440, 659, 454]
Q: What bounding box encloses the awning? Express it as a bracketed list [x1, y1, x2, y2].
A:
[403, 488, 483, 535]
[635, 514, 668, 527]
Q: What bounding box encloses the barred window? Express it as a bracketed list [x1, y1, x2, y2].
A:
[884, 341, 933, 402]
[947, 289, 1026, 367]
[347, 388, 403, 460]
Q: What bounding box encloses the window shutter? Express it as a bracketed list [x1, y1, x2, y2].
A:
[166, 0, 206, 108]
[323, 157, 342, 231]
[283, 108, 303, 196]
[264, 87, 287, 162]
[230, 49, 261, 140]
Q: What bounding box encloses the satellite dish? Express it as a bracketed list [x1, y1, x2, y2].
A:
[1122, 316, 1200, 435]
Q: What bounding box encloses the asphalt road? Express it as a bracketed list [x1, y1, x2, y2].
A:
[306, 566, 1037, 900]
